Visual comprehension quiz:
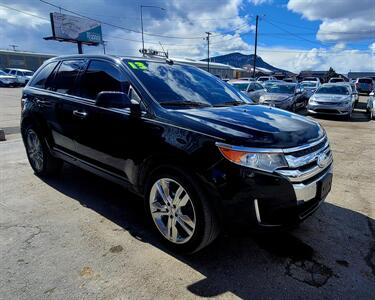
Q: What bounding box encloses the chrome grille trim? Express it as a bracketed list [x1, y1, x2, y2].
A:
[284, 141, 330, 168]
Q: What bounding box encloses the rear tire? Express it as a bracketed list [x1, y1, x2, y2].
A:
[145, 166, 220, 253]
[22, 124, 62, 177]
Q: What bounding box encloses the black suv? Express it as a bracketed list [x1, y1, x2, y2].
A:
[21, 55, 333, 253]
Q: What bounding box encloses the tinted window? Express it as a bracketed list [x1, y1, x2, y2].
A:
[30, 62, 58, 89]
[16, 71, 23, 76]
[254, 83, 264, 90]
[79, 60, 127, 100]
[54, 60, 85, 95]
[358, 78, 372, 84]
[124, 59, 250, 107]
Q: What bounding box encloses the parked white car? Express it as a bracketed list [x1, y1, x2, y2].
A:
[228, 80, 266, 103]
[0, 70, 17, 87]
[5, 68, 34, 86]
[256, 76, 277, 84]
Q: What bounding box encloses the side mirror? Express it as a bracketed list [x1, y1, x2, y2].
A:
[96, 91, 132, 109]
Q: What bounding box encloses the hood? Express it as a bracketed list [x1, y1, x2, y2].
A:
[313, 94, 350, 102]
[260, 93, 293, 102]
[0, 75, 16, 79]
[168, 105, 324, 148]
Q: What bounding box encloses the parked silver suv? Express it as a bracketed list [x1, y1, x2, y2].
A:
[5, 68, 34, 86]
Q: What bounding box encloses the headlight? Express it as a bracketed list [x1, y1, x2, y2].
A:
[216, 143, 288, 172]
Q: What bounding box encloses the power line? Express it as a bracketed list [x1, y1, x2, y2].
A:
[0, 4, 49, 21]
[39, 0, 205, 40]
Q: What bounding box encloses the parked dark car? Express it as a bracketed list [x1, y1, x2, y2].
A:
[259, 82, 307, 111]
[355, 78, 374, 95]
[21, 55, 333, 253]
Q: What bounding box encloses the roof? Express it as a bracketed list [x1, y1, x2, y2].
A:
[348, 71, 375, 79]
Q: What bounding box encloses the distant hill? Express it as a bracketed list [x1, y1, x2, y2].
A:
[202, 52, 292, 74]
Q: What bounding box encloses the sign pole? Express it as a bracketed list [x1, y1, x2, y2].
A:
[77, 41, 83, 54]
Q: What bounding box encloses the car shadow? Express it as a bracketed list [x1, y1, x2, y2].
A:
[42, 164, 375, 298]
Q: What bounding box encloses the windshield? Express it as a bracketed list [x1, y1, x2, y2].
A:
[24, 71, 34, 76]
[330, 78, 344, 83]
[124, 59, 251, 107]
[301, 82, 317, 88]
[265, 84, 295, 94]
[0, 70, 8, 75]
[358, 78, 372, 84]
[316, 86, 349, 95]
[231, 83, 249, 91]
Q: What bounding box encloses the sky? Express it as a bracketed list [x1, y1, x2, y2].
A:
[0, 0, 374, 73]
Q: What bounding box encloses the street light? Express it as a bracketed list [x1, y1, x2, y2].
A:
[140, 5, 166, 56]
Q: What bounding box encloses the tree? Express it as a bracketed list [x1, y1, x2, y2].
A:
[324, 67, 339, 82]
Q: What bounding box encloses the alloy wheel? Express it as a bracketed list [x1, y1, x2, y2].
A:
[149, 178, 196, 244]
[26, 129, 44, 172]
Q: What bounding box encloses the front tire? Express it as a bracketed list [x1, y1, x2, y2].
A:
[145, 167, 220, 253]
[23, 124, 62, 177]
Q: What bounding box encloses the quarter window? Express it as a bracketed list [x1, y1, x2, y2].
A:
[54, 60, 85, 95]
[79, 60, 128, 100]
[29, 61, 58, 89]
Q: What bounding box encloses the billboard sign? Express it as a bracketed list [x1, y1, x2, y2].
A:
[50, 12, 102, 44]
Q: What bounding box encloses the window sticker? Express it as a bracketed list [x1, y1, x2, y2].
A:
[128, 61, 147, 70]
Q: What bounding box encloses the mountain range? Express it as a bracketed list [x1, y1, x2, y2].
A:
[202, 52, 292, 74]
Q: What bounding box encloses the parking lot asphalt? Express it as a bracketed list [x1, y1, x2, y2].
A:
[0, 87, 374, 299]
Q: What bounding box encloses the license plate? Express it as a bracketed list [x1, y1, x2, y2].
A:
[319, 173, 332, 199]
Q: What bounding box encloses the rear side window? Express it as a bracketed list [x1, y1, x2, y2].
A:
[54, 60, 85, 95]
[17, 71, 23, 76]
[358, 78, 372, 84]
[30, 61, 58, 89]
[79, 60, 127, 100]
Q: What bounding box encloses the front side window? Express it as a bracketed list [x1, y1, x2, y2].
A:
[54, 60, 85, 95]
[79, 60, 127, 100]
[17, 71, 23, 76]
[124, 59, 250, 107]
[29, 61, 58, 89]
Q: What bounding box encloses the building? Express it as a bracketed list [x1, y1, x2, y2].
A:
[347, 72, 375, 80]
[0, 50, 55, 71]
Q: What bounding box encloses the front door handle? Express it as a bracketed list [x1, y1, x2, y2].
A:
[72, 110, 88, 119]
[36, 99, 49, 106]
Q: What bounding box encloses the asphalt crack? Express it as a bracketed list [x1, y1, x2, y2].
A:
[364, 218, 375, 277]
[285, 258, 333, 287]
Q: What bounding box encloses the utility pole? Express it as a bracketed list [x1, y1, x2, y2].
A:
[9, 44, 18, 51]
[102, 40, 107, 54]
[252, 15, 259, 78]
[205, 32, 212, 73]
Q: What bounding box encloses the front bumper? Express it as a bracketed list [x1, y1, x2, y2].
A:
[210, 137, 333, 228]
[0, 80, 16, 87]
[307, 103, 352, 115]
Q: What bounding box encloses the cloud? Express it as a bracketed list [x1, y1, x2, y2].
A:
[287, 0, 375, 43]
[258, 46, 375, 73]
[249, 0, 273, 5]
[0, 4, 48, 28]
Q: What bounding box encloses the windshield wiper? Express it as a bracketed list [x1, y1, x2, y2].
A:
[160, 101, 211, 108]
[213, 101, 246, 107]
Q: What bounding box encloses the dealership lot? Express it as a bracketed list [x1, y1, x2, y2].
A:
[0, 88, 374, 299]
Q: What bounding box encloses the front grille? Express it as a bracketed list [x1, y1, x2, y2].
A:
[315, 108, 340, 114]
[290, 138, 327, 157]
[276, 136, 332, 183]
[316, 101, 340, 105]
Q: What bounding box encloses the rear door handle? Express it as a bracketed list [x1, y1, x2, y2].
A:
[72, 110, 88, 119]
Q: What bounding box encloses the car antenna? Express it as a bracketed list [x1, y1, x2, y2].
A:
[159, 42, 173, 65]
